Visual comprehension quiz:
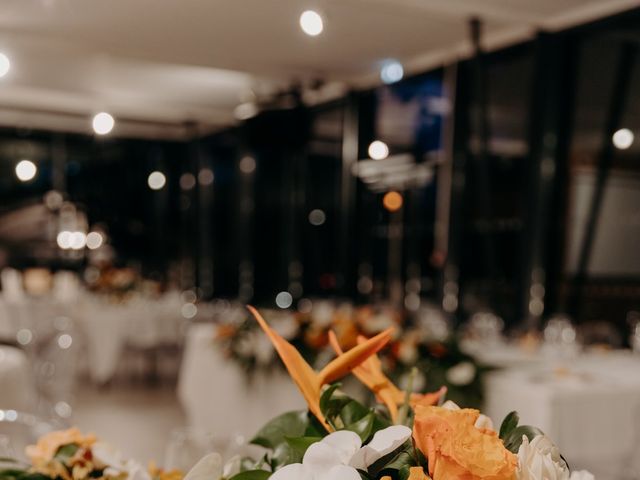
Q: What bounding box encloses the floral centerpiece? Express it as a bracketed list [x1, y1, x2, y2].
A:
[215, 303, 486, 408]
[2, 305, 593, 480]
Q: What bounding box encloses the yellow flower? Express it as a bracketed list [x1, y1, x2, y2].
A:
[148, 461, 184, 480]
[247, 305, 393, 431]
[328, 332, 446, 422]
[413, 405, 517, 480]
[26, 428, 96, 466]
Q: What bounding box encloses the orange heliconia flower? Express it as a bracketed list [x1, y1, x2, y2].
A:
[413, 405, 517, 480]
[247, 306, 393, 431]
[328, 332, 446, 422]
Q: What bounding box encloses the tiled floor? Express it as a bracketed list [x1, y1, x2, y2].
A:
[72, 385, 186, 463]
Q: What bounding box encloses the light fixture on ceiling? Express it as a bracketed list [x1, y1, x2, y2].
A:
[383, 191, 403, 212]
[612, 128, 634, 150]
[368, 140, 389, 160]
[92, 112, 115, 135]
[380, 60, 404, 84]
[300, 10, 323, 36]
[15, 159, 37, 182]
[0, 53, 10, 78]
[148, 171, 166, 190]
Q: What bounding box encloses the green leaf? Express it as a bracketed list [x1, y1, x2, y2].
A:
[284, 436, 321, 464]
[228, 470, 271, 480]
[499, 411, 520, 440]
[339, 400, 370, 426]
[250, 411, 309, 450]
[54, 444, 79, 464]
[319, 383, 342, 414]
[345, 412, 375, 442]
[503, 425, 545, 453]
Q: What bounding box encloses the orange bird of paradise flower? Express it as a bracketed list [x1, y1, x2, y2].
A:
[328, 331, 447, 422]
[247, 305, 394, 431]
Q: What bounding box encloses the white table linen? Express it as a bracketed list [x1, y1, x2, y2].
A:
[177, 323, 303, 438]
[0, 346, 37, 412]
[484, 351, 640, 478]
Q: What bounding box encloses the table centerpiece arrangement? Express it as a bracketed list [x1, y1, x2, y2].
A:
[1, 305, 593, 480]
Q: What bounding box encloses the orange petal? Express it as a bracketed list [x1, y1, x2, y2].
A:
[247, 306, 324, 425]
[408, 466, 431, 480]
[411, 386, 448, 408]
[320, 328, 394, 385]
[328, 330, 403, 420]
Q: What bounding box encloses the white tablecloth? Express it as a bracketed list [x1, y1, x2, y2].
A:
[0, 346, 37, 412]
[484, 351, 640, 478]
[177, 324, 303, 438]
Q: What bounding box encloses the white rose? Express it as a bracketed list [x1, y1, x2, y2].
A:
[92, 443, 152, 480]
[516, 435, 569, 480]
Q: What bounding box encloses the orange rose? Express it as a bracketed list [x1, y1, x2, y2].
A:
[413, 405, 516, 480]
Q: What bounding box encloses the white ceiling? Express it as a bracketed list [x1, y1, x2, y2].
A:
[0, 0, 636, 139]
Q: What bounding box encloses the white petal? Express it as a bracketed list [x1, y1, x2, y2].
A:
[474, 414, 494, 430]
[303, 442, 342, 471]
[321, 430, 362, 465]
[441, 400, 461, 411]
[349, 425, 411, 469]
[183, 453, 223, 480]
[270, 463, 313, 480]
[316, 465, 361, 480]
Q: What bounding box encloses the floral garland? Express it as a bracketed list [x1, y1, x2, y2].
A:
[214, 304, 487, 408]
[2, 305, 594, 480]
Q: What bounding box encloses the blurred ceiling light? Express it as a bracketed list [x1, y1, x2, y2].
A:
[613, 128, 634, 150]
[86, 231, 103, 250]
[308, 209, 326, 226]
[198, 168, 214, 186]
[15, 159, 37, 182]
[368, 140, 389, 160]
[56, 231, 72, 249]
[383, 191, 403, 212]
[380, 60, 404, 84]
[234, 102, 258, 121]
[70, 231, 87, 250]
[92, 112, 115, 135]
[239, 156, 256, 174]
[148, 171, 166, 190]
[275, 291, 293, 309]
[0, 53, 10, 78]
[180, 173, 196, 190]
[300, 10, 323, 36]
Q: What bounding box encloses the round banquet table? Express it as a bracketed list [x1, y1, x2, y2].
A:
[0, 345, 37, 412]
[177, 323, 304, 438]
[484, 350, 640, 478]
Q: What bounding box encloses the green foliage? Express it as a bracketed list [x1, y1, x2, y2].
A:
[54, 444, 79, 464]
[227, 471, 271, 480]
[250, 411, 311, 450]
[499, 411, 520, 440]
[498, 411, 544, 454]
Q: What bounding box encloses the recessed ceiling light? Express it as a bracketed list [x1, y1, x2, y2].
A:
[380, 60, 404, 84]
[148, 171, 166, 190]
[612, 128, 634, 150]
[0, 53, 10, 78]
[15, 159, 37, 182]
[92, 112, 115, 135]
[300, 10, 323, 36]
[368, 140, 389, 160]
